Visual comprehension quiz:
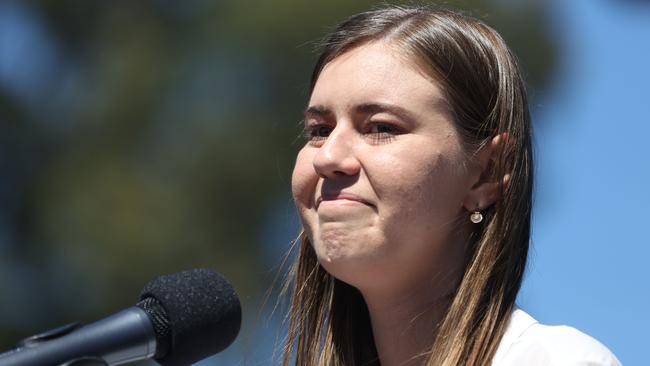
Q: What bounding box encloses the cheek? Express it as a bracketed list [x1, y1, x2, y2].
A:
[370, 151, 441, 195]
[291, 147, 317, 211]
[374, 150, 466, 226]
[292, 148, 321, 244]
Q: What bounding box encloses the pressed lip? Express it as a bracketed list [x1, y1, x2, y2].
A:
[316, 192, 371, 208]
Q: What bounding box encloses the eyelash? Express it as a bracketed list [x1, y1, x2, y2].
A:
[367, 123, 399, 143]
[302, 122, 400, 144]
[302, 124, 332, 142]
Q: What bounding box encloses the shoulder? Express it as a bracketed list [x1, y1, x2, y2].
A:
[492, 308, 622, 366]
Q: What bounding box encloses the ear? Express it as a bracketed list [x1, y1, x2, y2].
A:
[462, 133, 511, 212]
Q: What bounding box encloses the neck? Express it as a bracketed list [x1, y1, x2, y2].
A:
[354, 225, 471, 365]
[361, 278, 454, 366]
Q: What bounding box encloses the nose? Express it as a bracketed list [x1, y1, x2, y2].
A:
[312, 128, 361, 178]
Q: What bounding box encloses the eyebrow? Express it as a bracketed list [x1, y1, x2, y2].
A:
[303, 105, 333, 119]
[303, 102, 417, 123]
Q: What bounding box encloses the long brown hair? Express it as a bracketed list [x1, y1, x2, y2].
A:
[283, 5, 532, 366]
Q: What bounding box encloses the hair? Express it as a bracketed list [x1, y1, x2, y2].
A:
[282, 5, 533, 366]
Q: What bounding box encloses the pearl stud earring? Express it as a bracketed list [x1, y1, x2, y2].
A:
[470, 206, 483, 224]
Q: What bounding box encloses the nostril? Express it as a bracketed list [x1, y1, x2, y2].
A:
[313, 155, 360, 178]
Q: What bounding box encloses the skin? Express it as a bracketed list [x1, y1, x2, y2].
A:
[291, 41, 502, 366]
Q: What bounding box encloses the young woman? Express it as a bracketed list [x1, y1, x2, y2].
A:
[286, 6, 620, 366]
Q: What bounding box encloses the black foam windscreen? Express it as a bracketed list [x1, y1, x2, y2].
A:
[139, 269, 242, 366]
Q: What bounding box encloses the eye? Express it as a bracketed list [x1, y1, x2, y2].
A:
[303, 124, 333, 142]
[369, 123, 399, 134]
[367, 122, 400, 143]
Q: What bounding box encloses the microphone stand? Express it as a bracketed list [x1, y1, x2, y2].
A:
[0, 306, 157, 366]
[9, 323, 109, 366]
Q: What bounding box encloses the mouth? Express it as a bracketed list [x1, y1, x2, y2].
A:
[316, 192, 372, 209]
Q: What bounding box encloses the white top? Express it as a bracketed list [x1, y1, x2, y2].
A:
[493, 308, 622, 366]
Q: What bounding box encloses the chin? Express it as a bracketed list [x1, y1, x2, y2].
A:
[312, 236, 387, 289]
[312, 236, 353, 265]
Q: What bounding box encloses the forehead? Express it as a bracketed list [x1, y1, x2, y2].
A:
[309, 41, 448, 113]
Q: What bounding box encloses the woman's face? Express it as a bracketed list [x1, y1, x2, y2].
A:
[292, 42, 480, 293]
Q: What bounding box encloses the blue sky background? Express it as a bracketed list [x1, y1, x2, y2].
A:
[517, 1, 649, 365]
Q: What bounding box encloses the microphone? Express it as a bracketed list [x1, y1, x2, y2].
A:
[0, 269, 242, 366]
